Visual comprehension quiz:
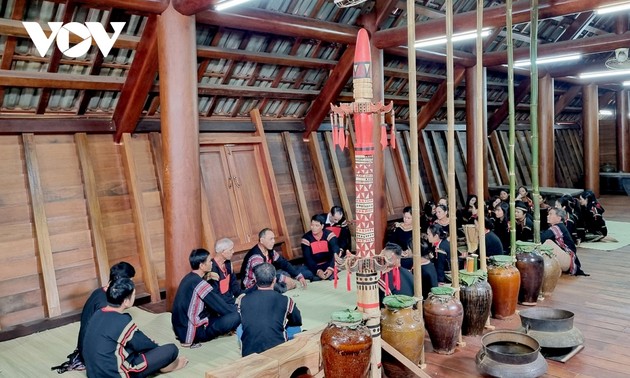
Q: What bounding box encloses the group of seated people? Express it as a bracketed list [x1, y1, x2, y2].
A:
[387, 187, 606, 282]
[56, 192, 605, 376]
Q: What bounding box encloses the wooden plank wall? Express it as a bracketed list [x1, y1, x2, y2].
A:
[0, 125, 584, 332]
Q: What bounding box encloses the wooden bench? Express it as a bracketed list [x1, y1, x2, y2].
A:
[488, 185, 582, 200]
[206, 326, 323, 378]
[600, 172, 630, 196]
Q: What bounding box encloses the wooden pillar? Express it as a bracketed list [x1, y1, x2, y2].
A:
[538, 73, 555, 186]
[617, 89, 630, 172]
[465, 67, 489, 198]
[158, 4, 202, 309]
[370, 34, 387, 252]
[582, 84, 600, 196]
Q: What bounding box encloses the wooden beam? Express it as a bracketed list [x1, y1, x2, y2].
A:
[373, 0, 622, 49]
[113, 15, 159, 142]
[282, 132, 310, 233]
[121, 133, 160, 302]
[417, 66, 465, 131]
[36, 1, 77, 114]
[403, 130, 427, 203]
[385, 46, 476, 67]
[197, 83, 318, 100]
[22, 133, 61, 317]
[302, 45, 355, 139]
[197, 45, 336, 70]
[0, 117, 114, 134]
[0, 18, 139, 50]
[324, 132, 353, 222]
[75, 133, 110, 287]
[307, 134, 334, 212]
[250, 108, 294, 259]
[172, 0, 220, 15]
[0, 69, 124, 90]
[487, 77, 531, 133]
[484, 31, 630, 67]
[393, 133, 412, 207]
[554, 86, 581, 116]
[47, 0, 169, 14]
[196, 8, 358, 45]
[0, 0, 26, 108]
[148, 132, 165, 207]
[382, 339, 432, 378]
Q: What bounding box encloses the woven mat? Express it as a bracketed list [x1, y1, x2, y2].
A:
[0, 271, 358, 377]
[579, 221, 630, 251]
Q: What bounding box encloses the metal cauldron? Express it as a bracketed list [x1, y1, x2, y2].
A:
[476, 330, 548, 378]
[519, 308, 584, 348]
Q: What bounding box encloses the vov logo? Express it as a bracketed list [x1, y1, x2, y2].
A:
[23, 22, 126, 58]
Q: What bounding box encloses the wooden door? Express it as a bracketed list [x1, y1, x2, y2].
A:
[200, 146, 247, 246]
[226, 144, 278, 243]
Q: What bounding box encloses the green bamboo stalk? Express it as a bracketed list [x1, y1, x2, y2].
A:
[531, 0, 541, 244]
[506, 0, 516, 256]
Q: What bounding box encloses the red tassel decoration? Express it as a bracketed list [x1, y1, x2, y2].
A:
[380, 125, 387, 150]
[393, 267, 401, 291]
[333, 265, 338, 289]
[347, 271, 352, 291]
[383, 272, 390, 295]
[344, 129, 349, 149]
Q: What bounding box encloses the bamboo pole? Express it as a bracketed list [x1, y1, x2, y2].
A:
[445, 0, 461, 300]
[475, 0, 487, 271]
[507, 0, 517, 256]
[408, 0, 424, 366]
[530, 0, 541, 244]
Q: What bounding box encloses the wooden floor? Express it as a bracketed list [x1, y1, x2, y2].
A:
[420, 195, 630, 378]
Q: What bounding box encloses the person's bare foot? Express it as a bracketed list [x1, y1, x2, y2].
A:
[160, 356, 189, 373]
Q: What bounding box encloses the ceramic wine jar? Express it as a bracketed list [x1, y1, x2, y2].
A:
[515, 241, 544, 306]
[321, 310, 372, 378]
[423, 287, 463, 354]
[487, 255, 520, 319]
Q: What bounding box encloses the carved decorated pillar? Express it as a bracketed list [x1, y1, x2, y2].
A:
[582, 84, 600, 196]
[158, 4, 202, 309]
[617, 89, 629, 172]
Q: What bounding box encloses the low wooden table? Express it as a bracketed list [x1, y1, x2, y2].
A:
[600, 172, 630, 196]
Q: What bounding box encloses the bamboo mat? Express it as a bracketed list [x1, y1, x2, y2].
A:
[0, 272, 358, 378]
[579, 221, 630, 251]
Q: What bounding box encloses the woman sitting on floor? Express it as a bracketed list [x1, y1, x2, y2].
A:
[427, 224, 450, 284]
[578, 190, 608, 242]
[323, 205, 352, 255]
[387, 206, 414, 270]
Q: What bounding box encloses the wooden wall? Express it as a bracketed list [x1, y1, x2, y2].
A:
[0, 125, 585, 333]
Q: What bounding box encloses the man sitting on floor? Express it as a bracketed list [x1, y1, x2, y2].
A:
[52, 261, 136, 373]
[240, 228, 310, 291]
[209, 237, 242, 306]
[83, 278, 188, 377]
[239, 263, 302, 357]
[171, 248, 241, 348]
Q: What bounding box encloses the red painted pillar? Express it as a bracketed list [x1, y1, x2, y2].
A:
[158, 4, 202, 309]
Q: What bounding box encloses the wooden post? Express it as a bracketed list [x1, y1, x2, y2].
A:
[122, 134, 160, 302]
[616, 89, 629, 172]
[75, 133, 110, 287]
[23, 134, 61, 318]
[158, 3, 202, 309]
[538, 73, 555, 187]
[474, 3, 487, 271]
[582, 84, 600, 196]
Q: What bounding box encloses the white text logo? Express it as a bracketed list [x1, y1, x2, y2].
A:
[23, 22, 125, 58]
